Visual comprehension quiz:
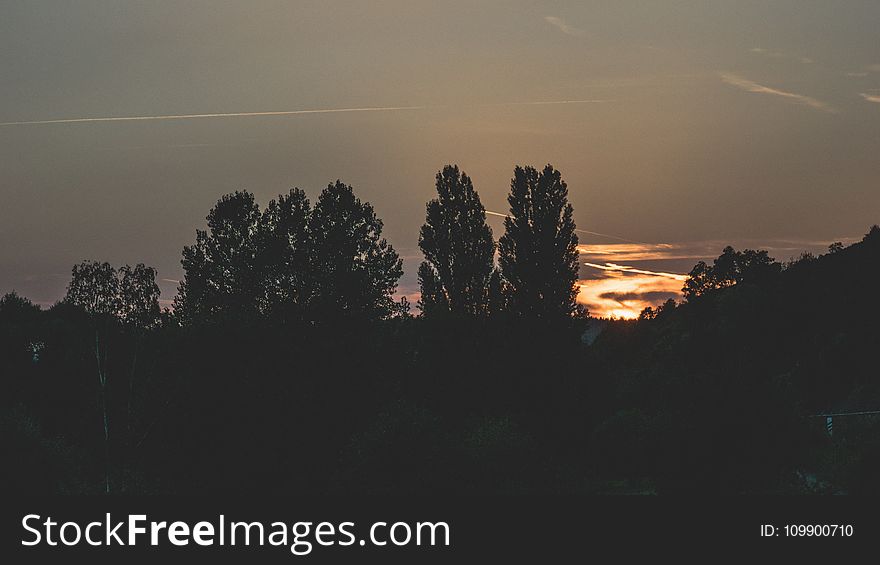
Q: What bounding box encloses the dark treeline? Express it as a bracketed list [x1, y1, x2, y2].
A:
[2, 164, 879, 494]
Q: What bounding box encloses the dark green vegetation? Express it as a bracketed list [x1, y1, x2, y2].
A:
[2, 165, 878, 494]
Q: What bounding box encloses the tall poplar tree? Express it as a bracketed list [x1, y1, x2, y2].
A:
[498, 164, 580, 318]
[418, 165, 495, 316]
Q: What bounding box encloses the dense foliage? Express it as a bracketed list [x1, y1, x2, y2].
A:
[2, 166, 878, 494]
[418, 165, 495, 317]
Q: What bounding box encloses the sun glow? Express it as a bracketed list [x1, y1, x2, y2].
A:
[576, 269, 684, 319]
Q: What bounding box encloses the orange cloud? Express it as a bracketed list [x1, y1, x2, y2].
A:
[577, 271, 683, 319]
[577, 242, 706, 262]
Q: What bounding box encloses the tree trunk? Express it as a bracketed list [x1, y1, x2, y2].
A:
[127, 338, 139, 442]
[95, 328, 110, 494]
[101, 383, 110, 494]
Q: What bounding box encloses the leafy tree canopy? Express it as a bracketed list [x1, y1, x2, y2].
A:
[498, 164, 580, 319]
[176, 183, 402, 325]
[65, 261, 160, 330]
[418, 165, 495, 317]
[683, 246, 781, 301]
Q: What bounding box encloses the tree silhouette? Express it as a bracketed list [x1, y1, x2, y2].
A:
[5, 198, 880, 495]
[64, 260, 160, 493]
[175, 191, 263, 325]
[418, 165, 495, 316]
[118, 264, 161, 330]
[0, 292, 42, 384]
[395, 296, 414, 319]
[65, 261, 120, 469]
[0, 290, 41, 323]
[66, 261, 120, 318]
[498, 165, 580, 318]
[258, 188, 313, 319]
[486, 268, 510, 316]
[638, 306, 657, 321]
[308, 181, 403, 321]
[116, 264, 160, 454]
[419, 165, 495, 316]
[683, 246, 780, 301]
[176, 184, 402, 324]
[417, 262, 448, 316]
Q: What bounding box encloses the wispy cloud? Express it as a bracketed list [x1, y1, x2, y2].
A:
[749, 47, 813, 64]
[846, 64, 880, 77]
[749, 47, 776, 56]
[578, 242, 692, 262]
[719, 73, 836, 113]
[494, 99, 612, 107]
[860, 93, 880, 104]
[578, 237, 857, 264]
[544, 16, 585, 37]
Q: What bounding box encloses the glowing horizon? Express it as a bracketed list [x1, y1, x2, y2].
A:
[2, 2, 878, 310]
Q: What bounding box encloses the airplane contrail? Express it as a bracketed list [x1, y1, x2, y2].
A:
[0, 105, 428, 127]
[485, 210, 646, 244]
[0, 99, 611, 127]
[584, 262, 689, 281]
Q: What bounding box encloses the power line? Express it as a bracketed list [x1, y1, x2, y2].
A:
[808, 410, 880, 418]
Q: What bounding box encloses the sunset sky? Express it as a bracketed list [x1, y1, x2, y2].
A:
[1, 1, 878, 318]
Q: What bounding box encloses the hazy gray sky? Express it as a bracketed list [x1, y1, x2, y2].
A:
[1, 1, 878, 315]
